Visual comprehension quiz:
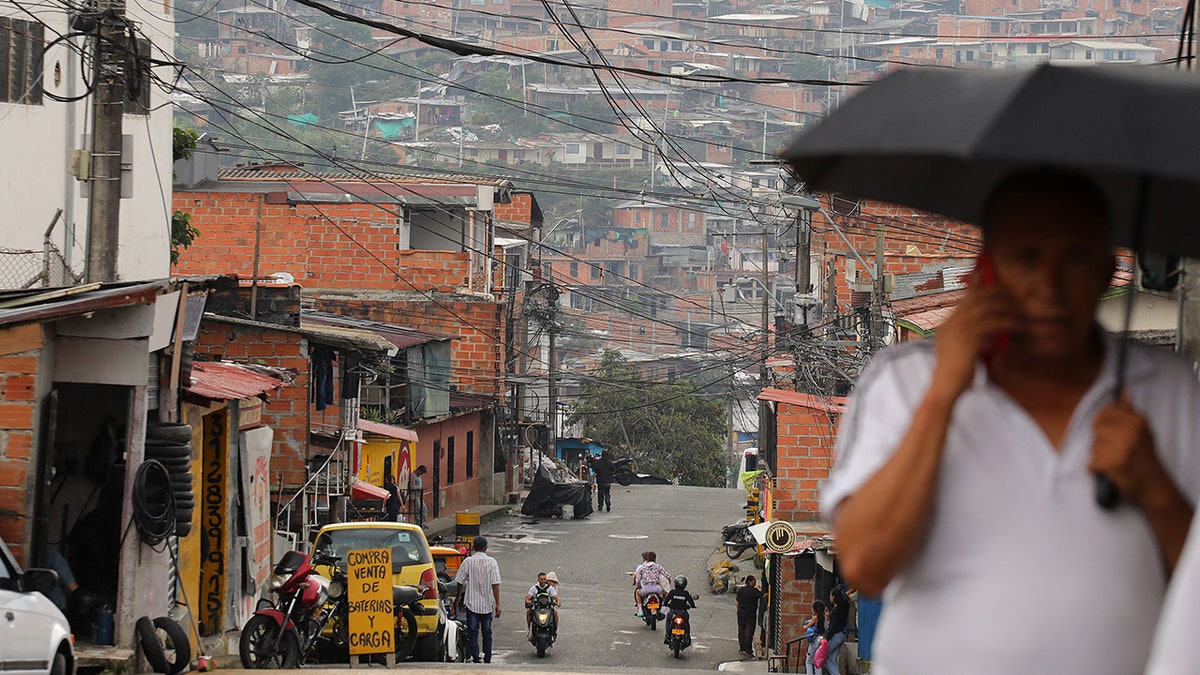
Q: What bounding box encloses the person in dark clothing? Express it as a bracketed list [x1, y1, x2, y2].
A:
[383, 472, 403, 522]
[823, 588, 851, 674]
[662, 576, 697, 645]
[591, 451, 614, 512]
[736, 575, 764, 657]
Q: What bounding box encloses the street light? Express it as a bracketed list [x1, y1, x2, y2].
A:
[541, 211, 582, 248]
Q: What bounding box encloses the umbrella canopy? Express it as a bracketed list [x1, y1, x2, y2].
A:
[780, 64, 1200, 258]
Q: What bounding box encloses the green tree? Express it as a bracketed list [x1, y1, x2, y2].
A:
[566, 350, 726, 486]
[171, 126, 201, 265]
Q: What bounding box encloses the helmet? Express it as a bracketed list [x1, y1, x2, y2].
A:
[673, 575, 688, 591]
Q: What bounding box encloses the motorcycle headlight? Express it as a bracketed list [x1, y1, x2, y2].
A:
[328, 579, 346, 599]
[269, 573, 290, 591]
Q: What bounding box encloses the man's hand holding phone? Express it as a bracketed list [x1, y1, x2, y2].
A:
[930, 252, 1018, 399]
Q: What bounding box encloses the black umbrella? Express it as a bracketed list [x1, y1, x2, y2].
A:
[781, 63, 1200, 259]
[781, 63, 1200, 508]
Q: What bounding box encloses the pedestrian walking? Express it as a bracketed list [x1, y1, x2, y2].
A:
[382, 472, 402, 522]
[803, 599, 826, 674]
[735, 575, 764, 657]
[821, 588, 849, 674]
[454, 535, 502, 664]
[592, 451, 614, 512]
[408, 464, 427, 527]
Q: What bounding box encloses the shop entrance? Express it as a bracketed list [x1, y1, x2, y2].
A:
[36, 383, 132, 642]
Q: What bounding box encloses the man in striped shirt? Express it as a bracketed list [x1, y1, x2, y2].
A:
[455, 536, 502, 663]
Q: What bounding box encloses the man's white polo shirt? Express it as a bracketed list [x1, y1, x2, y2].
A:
[821, 334, 1200, 675]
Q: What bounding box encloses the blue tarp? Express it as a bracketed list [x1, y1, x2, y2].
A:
[856, 595, 883, 660]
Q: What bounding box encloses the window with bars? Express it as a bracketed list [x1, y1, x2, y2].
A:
[0, 17, 44, 105]
[466, 431, 474, 479]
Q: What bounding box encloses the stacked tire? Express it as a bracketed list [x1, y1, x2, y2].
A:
[146, 423, 194, 538]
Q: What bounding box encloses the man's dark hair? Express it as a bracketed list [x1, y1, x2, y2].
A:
[473, 535, 488, 551]
[982, 168, 1111, 243]
[416, 464, 427, 474]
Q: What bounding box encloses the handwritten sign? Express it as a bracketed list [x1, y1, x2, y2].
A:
[201, 410, 228, 636]
[347, 548, 394, 656]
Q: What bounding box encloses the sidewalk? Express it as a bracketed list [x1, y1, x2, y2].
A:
[717, 657, 772, 672]
[421, 500, 516, 544]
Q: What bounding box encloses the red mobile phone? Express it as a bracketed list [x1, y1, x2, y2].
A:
[973, 251, 1010, 366]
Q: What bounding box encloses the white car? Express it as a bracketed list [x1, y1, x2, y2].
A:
[0, 538, 75, 675]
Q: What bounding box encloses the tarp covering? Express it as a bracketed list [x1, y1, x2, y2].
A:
[351, 478, 390, 501]
[521, 465, 594, 519]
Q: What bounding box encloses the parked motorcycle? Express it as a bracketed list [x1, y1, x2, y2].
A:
[612, 457, 636, 486]
[238, 550, 431, 668]
[527, 592, 557, 657]
[438, 580, 468, 663]
[722, 520, 756, 560]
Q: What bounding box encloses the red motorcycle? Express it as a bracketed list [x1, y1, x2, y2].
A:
[239, 550, 431, 668]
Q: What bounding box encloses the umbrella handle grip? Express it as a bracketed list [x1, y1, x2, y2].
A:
[1095, 473, 1120, 510]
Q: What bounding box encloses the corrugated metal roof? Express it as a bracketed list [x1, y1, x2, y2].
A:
[205, 313, 399, 355]
[303, 312, 451, 350]
[219, 167, 511, 186]
[0, 281, 167, 327]
[358, 419, 419, 442]
[185, 361, 287, 401]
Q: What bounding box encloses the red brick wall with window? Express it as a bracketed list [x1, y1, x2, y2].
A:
[193, 320, 312, 488]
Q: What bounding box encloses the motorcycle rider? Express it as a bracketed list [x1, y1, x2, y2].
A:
[632, 551, 669, 617]
[525, 572, 560, 641]
[662, 575, 697, 645]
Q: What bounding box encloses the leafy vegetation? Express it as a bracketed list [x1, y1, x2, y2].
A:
[566, 350, 727, 487]
[171, 127, 201, 265]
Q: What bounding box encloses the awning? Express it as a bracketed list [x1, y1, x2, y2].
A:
[358, 419, 419, 442]
[351, 478, 390, 502]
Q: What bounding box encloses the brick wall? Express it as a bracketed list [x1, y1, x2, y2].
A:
[414, 412, 483, 517]
[772, 403, 840, 523]
[0, 324, 43, 561]
[194, 320, 312, 488]
[172, 191, 471, 292]
[313, 297, 504, 397]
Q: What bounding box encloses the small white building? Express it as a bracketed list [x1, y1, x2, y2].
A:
[1, 1, 174, 285]
[1049, 40, 1161, 64]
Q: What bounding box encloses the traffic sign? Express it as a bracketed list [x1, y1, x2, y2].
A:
[764, 521, 796, 554]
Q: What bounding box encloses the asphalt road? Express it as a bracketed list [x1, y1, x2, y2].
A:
[469, 482, 751, 670]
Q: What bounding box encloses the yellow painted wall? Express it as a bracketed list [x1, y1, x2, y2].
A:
[358, 437, 413, 488]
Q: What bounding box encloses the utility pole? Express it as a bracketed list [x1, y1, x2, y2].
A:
[761, 228, 770, 388]
[86, 5, 129, 283]
[869, 223, 886, 350]
[546, 284, 560, 463]
[726, 362, 736, 488]
[825, 258, 837, 338]
[1181, 260, 1200, 365]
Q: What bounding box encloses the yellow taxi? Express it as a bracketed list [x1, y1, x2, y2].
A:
[430, 544, 468, 582]
[311, 521, 444, 660]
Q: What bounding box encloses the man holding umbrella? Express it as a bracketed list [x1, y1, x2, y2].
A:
[818, 169, 1200, 674]
[782, 64, 1200, 674]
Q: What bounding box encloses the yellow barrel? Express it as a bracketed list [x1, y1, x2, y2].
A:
[456, 511, 481, 545]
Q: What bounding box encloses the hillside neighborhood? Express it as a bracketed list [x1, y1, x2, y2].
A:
[0, 0, 1188, 670]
